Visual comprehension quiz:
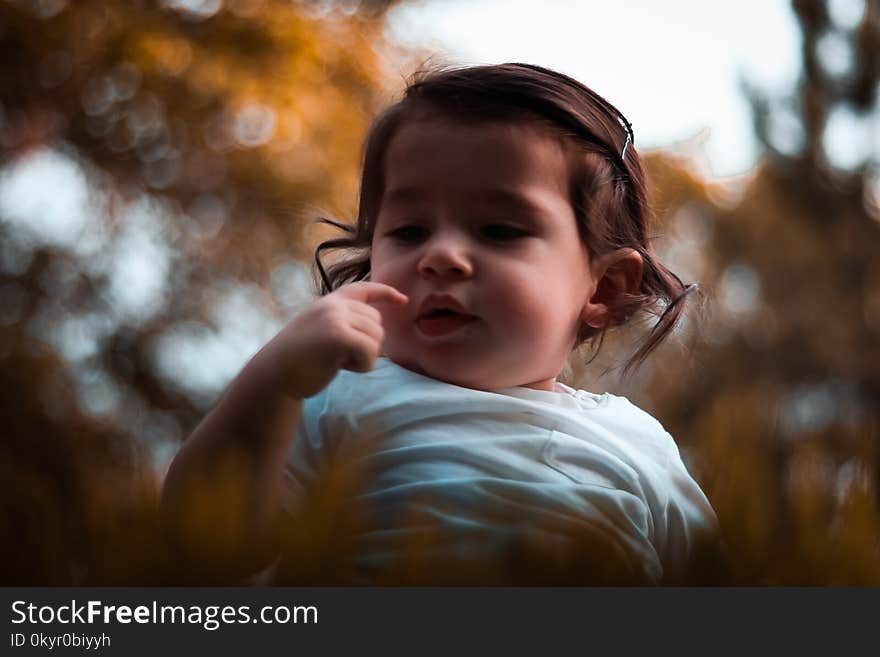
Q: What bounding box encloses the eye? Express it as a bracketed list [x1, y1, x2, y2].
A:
[480, 224, 528, 241]
[388, 224, 429, 243]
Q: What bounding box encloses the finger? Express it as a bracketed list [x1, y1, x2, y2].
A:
[346, 313, 384, 344]
[338, 281, 408, 306]
[347, 302, 382, 326]
[339, 331, 381, 373]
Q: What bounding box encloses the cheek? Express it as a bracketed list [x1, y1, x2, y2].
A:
[368, 256, 392, 285]
[369, 265, 387, 285]
[369, 245, 404, 285]
[380, 307, 407, 337]
[489, 273, 555, 331]
[492, 265, 583, 335]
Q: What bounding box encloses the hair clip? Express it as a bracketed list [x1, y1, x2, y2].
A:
[617, 115, 634, 161]
[621, 133, 631, 161]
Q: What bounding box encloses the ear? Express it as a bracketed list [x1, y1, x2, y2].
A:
[581, 248, 644, 329]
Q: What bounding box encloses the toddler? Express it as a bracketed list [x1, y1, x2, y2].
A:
[163, 63, 718, 585]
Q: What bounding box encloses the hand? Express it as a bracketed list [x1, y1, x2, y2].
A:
[262, 282, 408, 399]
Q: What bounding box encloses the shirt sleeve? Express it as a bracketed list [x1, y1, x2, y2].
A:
[656, 435, 720, 584]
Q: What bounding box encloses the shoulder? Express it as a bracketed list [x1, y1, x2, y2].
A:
[600, 392, 662, 426]
[587, 392, 680, 455]
[590, 394, 719, 556]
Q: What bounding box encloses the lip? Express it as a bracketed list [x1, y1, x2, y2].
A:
[416, 294, 476, 320]
[415, 294, 478, 338]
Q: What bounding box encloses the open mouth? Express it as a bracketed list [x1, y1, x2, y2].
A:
[416, 308, 477, 337]
[424, 308, 462, 318]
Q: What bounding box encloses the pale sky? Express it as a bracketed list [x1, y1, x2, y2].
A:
[384, 0, 807, 178]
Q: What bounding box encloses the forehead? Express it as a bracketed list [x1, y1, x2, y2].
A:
[380, 118, 572, 208]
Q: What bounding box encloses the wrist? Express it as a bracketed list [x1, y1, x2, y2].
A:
[250, 339, 308, 401]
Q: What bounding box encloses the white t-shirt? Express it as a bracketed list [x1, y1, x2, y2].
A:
[284, 357, 717, 583]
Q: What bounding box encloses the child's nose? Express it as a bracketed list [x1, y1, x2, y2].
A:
[416, 234, 473, 279]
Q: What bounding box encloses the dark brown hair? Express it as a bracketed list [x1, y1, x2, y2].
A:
[314, 62, 696, 374]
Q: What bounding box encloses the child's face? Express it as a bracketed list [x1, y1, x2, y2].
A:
[370, 119, 599, 391]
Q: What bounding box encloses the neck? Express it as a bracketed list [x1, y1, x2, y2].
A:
[517, 377, 557, 392]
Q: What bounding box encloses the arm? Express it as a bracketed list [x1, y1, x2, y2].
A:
[160, 282, 408, 578]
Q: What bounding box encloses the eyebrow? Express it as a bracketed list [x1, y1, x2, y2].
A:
[381, 186, 547, 214]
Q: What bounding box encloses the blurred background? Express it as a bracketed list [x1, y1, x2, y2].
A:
[1, 0, 878, 584]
